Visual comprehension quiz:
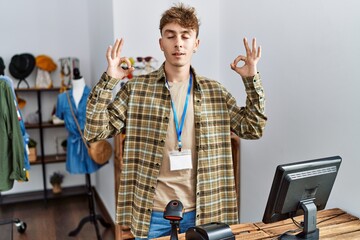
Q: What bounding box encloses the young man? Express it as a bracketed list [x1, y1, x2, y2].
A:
[85, 3, 267, 239]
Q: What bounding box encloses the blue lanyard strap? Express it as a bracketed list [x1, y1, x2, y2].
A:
[167, 73, 193, 151]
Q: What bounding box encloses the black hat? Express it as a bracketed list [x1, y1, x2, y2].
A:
[9, 53, 36, 80]
[0, 57, 5, 74]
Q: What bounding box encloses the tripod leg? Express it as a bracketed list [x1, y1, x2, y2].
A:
[93, 215, 102, 240]
[68, 216, 92, 236]
[95, 214, 112, 228]
[69, 174, 110, 240]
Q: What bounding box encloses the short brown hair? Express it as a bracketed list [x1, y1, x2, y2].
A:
[159, 3, 200, 37]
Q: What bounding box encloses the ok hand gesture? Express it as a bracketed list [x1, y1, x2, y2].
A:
[106, 38, 134, 79]
[230, 38, 261, 78]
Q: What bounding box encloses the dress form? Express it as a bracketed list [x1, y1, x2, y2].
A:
[72, 68, 85, 108]
[67, 67, 111, 239]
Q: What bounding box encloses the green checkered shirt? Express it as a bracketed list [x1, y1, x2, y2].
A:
[84, 64, 267, 238]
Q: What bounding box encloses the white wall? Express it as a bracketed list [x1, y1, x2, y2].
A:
[220, 0, 360, 222]
[87, 0, 116, 221]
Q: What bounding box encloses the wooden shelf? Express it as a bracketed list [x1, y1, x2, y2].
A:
[30, 154, 66, 165]
[8, 87, 70, 204]
[15, 87, 63, 92]
[25, 122, 65, 129]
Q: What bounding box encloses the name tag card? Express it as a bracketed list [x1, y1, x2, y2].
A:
[169, 149, 192, 171]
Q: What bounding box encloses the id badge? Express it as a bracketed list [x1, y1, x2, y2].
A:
[169, 149, 192, 171]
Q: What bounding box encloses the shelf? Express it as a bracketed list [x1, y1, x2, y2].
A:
[14, 87, 64, 93]
[7, 87, 70, 205]
[30, 154, 66, 165]
[25, 122, 65, 129]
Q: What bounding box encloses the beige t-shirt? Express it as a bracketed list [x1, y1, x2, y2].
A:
[152, 77, 197, 212]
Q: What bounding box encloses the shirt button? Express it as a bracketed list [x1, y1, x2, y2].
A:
[196, 192, 200, 196]
[147, 209, 151, 212]
[196, 214, 200, 218]
[156, 163, 160, 167]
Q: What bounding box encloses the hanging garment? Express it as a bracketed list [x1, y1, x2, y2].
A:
[56, 87, 104, 174]
[0, 75, 30, 170]
[0, 81, 27, 191]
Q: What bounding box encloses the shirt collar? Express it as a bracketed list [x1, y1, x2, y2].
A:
[156, 62, 201, 92]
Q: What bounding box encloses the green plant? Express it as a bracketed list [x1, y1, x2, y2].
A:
[28, 138, 37, 148]
[50, 171, 64, 185]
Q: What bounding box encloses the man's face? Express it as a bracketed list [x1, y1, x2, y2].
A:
[159, 22, 199, 68]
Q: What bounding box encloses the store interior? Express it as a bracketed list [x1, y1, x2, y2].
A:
[1, 0, 360, 239]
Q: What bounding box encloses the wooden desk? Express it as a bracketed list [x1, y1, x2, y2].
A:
[155, 208, 360, 240]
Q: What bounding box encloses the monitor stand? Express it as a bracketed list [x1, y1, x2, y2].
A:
[280, 200, 319, 240]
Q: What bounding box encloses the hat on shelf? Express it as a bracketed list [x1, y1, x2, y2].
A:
[17, 96, 27, 109]
[36, 55, 57, 72]
[9, 53, 36, 80]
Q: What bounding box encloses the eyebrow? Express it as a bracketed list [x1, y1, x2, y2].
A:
[163, 29, 191, 35]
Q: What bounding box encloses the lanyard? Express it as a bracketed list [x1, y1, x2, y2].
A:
[166, 73, 193, 151]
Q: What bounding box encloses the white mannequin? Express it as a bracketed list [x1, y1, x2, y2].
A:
[72, 68, 85, 108]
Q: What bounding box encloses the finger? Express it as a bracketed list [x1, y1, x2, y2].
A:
[252, 38, 257, 57]
[243, 38, 251, 56]
[112, 39, 120, 59]
[231, 55, 246, 69]
[120, 57, 132, 69]
[234, 55, 246, 64]
[106, 45, 112, 62]
[115, 38, 124, 58]
[257, 45, 262, 59]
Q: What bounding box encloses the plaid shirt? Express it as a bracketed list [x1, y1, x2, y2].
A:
[84, 64, 267, 238]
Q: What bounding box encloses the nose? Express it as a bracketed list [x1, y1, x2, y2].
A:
[175, 36, 183, 49]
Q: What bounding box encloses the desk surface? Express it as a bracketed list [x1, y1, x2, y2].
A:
[154, 208, 360, 240]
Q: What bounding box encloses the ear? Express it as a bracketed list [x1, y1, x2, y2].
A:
[193, 38, 200, 52]
[159, 38, 164, 51]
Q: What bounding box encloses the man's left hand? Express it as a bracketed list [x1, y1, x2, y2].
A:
[230, 38, 261, 78]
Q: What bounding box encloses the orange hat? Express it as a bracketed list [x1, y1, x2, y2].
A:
[36, 55, 57, 72]
[17, 96, 27, 109]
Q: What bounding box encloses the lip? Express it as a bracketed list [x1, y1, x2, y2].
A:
[172, 52, 185, 56]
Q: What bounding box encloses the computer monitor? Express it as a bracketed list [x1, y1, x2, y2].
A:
[262, 155, 342, 239]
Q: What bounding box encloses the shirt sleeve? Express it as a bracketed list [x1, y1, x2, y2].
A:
[5, 85, 27, 183]
[84, 72, 127, 142]
[226, 73, 267, 139]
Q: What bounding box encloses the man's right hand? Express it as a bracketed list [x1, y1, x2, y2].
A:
[106, 38, 134, 79]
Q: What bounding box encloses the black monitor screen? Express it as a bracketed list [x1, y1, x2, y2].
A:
[262, 155, 342, 239]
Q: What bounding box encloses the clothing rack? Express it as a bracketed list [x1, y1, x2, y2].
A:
[0, 76, 28, 239]
[68, 173, 111, 240]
